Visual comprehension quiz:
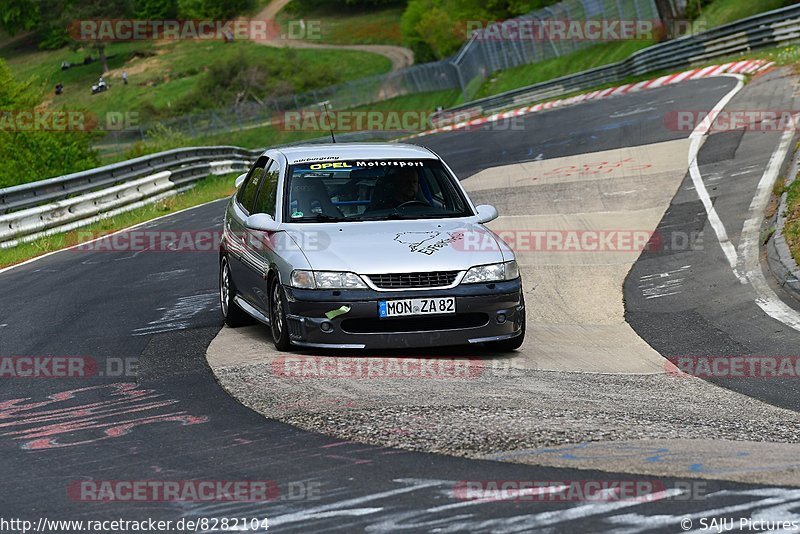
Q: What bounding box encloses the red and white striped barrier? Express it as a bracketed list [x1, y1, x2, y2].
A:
[408, 59, 774, 139]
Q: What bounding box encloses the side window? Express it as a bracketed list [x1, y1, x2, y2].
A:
[237, 159, 268, 214]
[253, 160, 281, 217]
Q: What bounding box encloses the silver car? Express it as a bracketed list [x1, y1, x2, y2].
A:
[219, 143, 525, 351]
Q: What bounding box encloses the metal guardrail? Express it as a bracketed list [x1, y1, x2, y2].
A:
[437, 3, 800, 117]
[0, 147, 258, 247]
[0, 146, 262, 215]
[0, 130, 409, 248]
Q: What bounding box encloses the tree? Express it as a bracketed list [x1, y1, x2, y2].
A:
[0, 0, 135, 71]
[0, 59, 99, 187]
[0, 0, 39, 35]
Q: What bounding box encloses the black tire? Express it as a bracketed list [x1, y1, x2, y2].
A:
[486, 294, 526, 352]
[269, 279, 292, 351]
[219, 256, 252, 327]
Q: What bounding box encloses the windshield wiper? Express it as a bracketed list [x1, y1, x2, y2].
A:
[290, 214, 347, 222]
[354, 213, 407, 221]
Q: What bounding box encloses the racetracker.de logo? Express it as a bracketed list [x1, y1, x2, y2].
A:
[455, 229, 655, 253]
[453, 480, 667, 502]
[664, 110, 800, 133]
[0, 356, 138, 378]
[276, 110, 521, 132]
[465, 19, 664, 41]
[666, 356, 800, 379]
[67, 480, 280, 502]
[71, 229, 329, 253]
[272, 356, 486, 379]
[68, 19, 321, 42]
[0, 111, 96, 132]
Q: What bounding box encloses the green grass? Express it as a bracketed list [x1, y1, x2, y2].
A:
[0, 173, 236, 268]
[696, 0, 792, 29]
[475, 40, 656, 99]
[94, 88, 463, 162]
[786, 172, 800, 267]
[278, 3, 405, 46]
[351, 89, 462, 113]
[0, 38, 391, 122]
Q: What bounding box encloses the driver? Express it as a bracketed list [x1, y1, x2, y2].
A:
[377, 167, 428, 211]
[391, 167, 419, 204]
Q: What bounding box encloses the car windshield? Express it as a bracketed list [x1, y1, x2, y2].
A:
[285, 158, 472, 222]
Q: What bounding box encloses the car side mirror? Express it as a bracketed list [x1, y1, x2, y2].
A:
[245, 213, 281, 232]
[234, 173, 247, 189]
[475, 204, 499, 224]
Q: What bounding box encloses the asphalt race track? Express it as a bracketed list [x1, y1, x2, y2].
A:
[2, 72, 800, 532]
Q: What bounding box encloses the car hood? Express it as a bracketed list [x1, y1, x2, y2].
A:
[282, 218, 511, 274]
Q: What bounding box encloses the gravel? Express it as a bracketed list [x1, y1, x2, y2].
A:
[214, 364, 800, 458]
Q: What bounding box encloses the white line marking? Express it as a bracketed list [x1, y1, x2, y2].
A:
[687, 74, 746, 279]
[269, 479, 444, 527]
[609, 107, 655, 118]
[736, 127, 800, 331]
[688, 77, 800, 332]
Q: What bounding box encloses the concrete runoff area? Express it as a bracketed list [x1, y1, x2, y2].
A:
[208, 137, 800, 484]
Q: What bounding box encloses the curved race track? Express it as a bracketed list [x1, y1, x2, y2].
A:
[2, 69, 800, 532]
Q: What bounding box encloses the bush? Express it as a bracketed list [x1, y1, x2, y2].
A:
[289, 0, 404, 10]
[0, 59, 99, 187]
[173, 50, 339, 113]
[401, 0, 561, 60]
[177, 0, 255, 19]
[0, 129, 100, 188]
[134, 0, 179, 19]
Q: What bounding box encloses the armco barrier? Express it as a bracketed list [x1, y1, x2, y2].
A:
[0, 129, 408, 248]
[0, 148, 255, 248]
[0, 146, 262, 215]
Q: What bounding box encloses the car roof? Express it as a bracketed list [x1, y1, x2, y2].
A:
[275, 143, 437, 165]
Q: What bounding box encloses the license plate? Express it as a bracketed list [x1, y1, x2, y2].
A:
[379, 297, 456, 318]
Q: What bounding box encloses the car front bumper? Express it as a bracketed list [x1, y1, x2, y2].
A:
[282, 279, 524, 350]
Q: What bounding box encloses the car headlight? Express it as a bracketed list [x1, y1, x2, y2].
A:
[462, 261, 519, 284]
[290, 270, 367, 289]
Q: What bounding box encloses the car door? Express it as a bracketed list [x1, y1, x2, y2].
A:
[243, 159, 282, 312]
[228, 157, 269, 304]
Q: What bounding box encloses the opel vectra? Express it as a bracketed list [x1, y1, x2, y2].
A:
[219, 143, 525, 351]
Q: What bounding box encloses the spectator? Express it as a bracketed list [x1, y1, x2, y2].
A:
[122, 70, 128, 85]
[55, 82, 63, 95]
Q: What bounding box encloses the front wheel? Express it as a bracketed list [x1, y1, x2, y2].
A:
[269, 280, 292, 351]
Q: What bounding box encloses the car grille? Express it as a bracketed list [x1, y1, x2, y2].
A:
[366, 271, 460, 289]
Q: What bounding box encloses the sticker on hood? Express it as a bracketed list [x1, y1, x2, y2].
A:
[395, 231, 464, 255]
